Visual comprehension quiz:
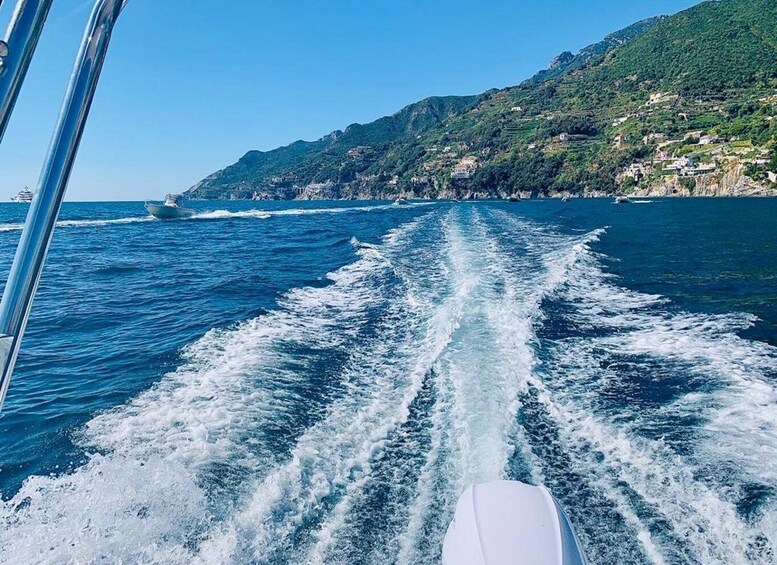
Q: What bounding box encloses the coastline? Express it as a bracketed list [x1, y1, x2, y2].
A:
[189, 192, 777, 202]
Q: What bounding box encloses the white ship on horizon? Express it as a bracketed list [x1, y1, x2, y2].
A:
[10, 187, 33, 203]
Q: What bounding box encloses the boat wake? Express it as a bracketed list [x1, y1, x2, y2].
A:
[191, 202, 432, 222]
[1, 206, 775, 564]
[0, 216, 157, 232]
[0, 203, 429, 233]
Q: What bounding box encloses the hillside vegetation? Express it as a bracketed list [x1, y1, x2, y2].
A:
[189, 0, 777, 200]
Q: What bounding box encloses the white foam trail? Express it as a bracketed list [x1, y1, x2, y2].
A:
[58, 216, 157, 228]
[394, 210, 606, 563]
[432, 209, 776, 563]
[0, 216, 156, 232]
[605, 314, 777, 485]
[0, 214, 431, 564]
[201, 212, 466, 564]
[560, 239, 777, 485]
[190, 209, 272, 220]
[393, 212, 519, 565]
[538, 340, 763, 563]
[533, 223, 777, 563]
[192, 201, 435, 222]
[306, 212, 476, 565]
[0, 455, 210, 564]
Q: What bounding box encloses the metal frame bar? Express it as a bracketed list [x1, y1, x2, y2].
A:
[0, 0, 55, 142]
[0, 0, 129, 410]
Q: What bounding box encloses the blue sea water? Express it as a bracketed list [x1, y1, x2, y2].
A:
[0, 198, 775, 564]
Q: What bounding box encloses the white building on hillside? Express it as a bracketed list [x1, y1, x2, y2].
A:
[451, 156, 479, 180]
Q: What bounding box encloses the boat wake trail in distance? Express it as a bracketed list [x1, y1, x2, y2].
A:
[1, 205, 775, 564]
[0, 202, 431, 232]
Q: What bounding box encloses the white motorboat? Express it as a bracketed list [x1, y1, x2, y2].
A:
[393, 197, 410, 206]
[615, 196, 632, 204]
[145, 193, 195, 219]
[10, 187, 33, 203]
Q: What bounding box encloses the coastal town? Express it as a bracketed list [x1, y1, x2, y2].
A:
[609, 91, 777, 197]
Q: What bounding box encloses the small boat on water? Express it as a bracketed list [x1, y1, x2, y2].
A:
[393, 197, 410, 206]
[10, 187, 33, 203]
[615, 196, 632, 204]
[145, 194, 195, 219]
[507, 195, 521, 202]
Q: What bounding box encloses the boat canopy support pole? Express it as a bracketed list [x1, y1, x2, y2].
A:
[0, 0, 129, 410]
[0, 0, 55, 142]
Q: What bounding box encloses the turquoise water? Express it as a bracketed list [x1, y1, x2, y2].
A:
[0, 198, 775, 563]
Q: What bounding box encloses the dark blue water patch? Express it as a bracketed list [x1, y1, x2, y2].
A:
[256, 341, 355, 455]
[499, 199, 777, 334]
[535, 297, 582, 341]
[737, 482, 777, 522]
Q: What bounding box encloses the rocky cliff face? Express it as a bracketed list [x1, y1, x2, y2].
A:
[632, 165, 775, 197]
[549, 52, 575, 70]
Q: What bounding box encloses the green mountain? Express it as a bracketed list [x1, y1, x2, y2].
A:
[189, 95, 481, 200]
[188, 0, 777, 200]
[525, 16, 667, 85]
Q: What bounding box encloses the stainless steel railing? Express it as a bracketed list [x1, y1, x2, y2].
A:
[0, 0, 54, 142]
[0, 0, 130, 410]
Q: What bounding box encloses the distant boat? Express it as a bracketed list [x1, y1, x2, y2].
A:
[393, 198, 410, 206]
[10, 187, 33, 203]
[561, 195, 571, 202]
[615, 196, 632, 204]
[507, 195, 521, 202]
[145, 194, 195, 219]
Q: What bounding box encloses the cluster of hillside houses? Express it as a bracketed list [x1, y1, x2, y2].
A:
[618, 128, 737, 184]
[451, 156, 479, 179]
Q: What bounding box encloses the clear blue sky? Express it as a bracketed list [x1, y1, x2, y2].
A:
[0, 0, 702, 201]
